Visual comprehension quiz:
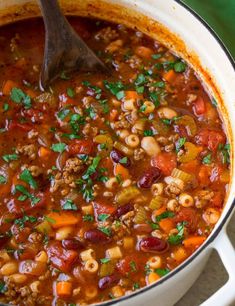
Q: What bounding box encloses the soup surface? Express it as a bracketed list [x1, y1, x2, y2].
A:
[0, 18, 230, 305]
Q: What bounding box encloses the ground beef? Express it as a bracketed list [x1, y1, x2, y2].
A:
[95, 26, 119, 42]
[16, 144, 37, 160]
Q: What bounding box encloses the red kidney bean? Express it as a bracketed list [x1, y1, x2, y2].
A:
[84, 229, 110, 244]
[113, 203, 134, 219]
[133, 224, 152, 234]
[62, 239, 84, 250]
[110, 150, 131, 168]
[139, 237, 168, 253]
[98, 274, 119, 290]
[137, 167, 161, 188]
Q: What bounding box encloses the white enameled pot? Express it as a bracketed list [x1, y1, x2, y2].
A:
[0, 1, 234, 305]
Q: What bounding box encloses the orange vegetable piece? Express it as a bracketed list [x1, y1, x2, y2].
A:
[163, 70, 178, 84]
[26, 88, 37, 98]
[180, 159, 199, 173]
[114, 163, 130, 180]
[147, 272, 160, 284]
[38, 146, 52, 159]
[110, 109, 118, 121]
[47, 212, 80, 229]
[159, 218, 175, 233]
[172, 246, 188, 262]
[56, 281, 72, 296]
[124, 91, 142, 100]
[198, 165, 211, 185]
[154, 206, 167, 217]
[2, 80, 18, 95]
[135, 46, 153, 59]
[183, 236, 206, 249]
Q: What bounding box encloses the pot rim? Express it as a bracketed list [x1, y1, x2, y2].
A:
[97, 1, 235, 305]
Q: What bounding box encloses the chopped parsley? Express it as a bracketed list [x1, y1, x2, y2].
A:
[10, 87, 32, 109]
[144, 130, 154, 136]
[82, 156, 101, 180]
[99, 226, 112, 236]
[155, 268, 170, 276]
[130, 261, 137, 272]
[174, 61, 187, 73]
[62, 199, 77, 211]
[133, 282, 140, 290]
[155, 211, 175, 222]
[57, 108, 70, 120]
[0, 175, 6, 184]
[0, 281, 7, 293]
[103, 80, 126, 100]
[98, 213, 110, 222]
[2, 153, 19, 163]
[67, 87, 75, 98]
[83, 214, 94, 222]
[14, 215, 38, 228]
[119, 157, 128, 164]
[51, 143, 67, 153]
[152, 54, 162, 60]
[100, 258, 110, 264]
[218, 143, 230, 164]
[176, 137, 186, 153]
[15, 184, 40, 206]
[3, 103, 9, 112]
[168, 221, 187, 245]
[20, 169, 37, 189]
[202, 153, 212, 165]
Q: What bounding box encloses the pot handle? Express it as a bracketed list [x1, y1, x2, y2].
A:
[199, 229, 235, 306]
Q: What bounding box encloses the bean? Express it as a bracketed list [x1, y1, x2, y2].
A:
[139, 237, 168, 253]
[138, 167, 162, 188]
[84, 229, 110, 244]
[62, 239, 84, 250]
[110, 150, 131, 168]
[98, 274, 119, 290]
[113, 203, 134, 219]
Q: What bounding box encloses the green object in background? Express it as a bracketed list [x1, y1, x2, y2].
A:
[182, 0, 235, 58]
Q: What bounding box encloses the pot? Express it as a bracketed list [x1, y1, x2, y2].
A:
[0, 1, 234, 306]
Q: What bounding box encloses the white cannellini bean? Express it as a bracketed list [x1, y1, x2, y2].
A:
[141, 137, 161, 156]
[157, 107, 177, 119]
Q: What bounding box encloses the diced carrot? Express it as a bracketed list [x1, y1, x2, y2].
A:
[114, 163, 130, 180]
[124, 91, 142, 100]
[183, 236, 206, 249]
[180, 159, 199, 173]
[159, 218, 175, 233]
[172, 246, 188, 262]
[146, 272, 160, 284]
[47, 212, 80, 229]
[198, 165, 211, 185]
[110, 109, 118, 121]
[163, 70, 178, 84]
[56, 281, 72, 296]
[38, 146, 52, 159]
[154, 206, 167, 216]
[135, 46, 153, 59]
[2, 80, 18, 95]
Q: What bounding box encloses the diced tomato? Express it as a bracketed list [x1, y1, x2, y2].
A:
[117, 255, 142, 275]
[198, 165, 211, 186]
[68, 140, 93, 155]
[92, 201, 116, 221]
[7, 192, 46, 215]
[59, 93, 76, 107]
[193, 96, 206, 115]
[46, 242, 78, 272]
[174, 208, 198, 233]
[9, 120, 33, 131]
[195, 129, 226, 151]
[180, 160, 199, 173]
[99, 157, 113, 177]
[210, 191, 223, 208]
[151, 152, 177, 176]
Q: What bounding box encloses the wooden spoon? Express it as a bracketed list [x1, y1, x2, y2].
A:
[38, 0, 109, 90]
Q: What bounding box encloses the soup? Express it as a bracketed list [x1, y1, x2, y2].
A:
[0, 17, 230, 305]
